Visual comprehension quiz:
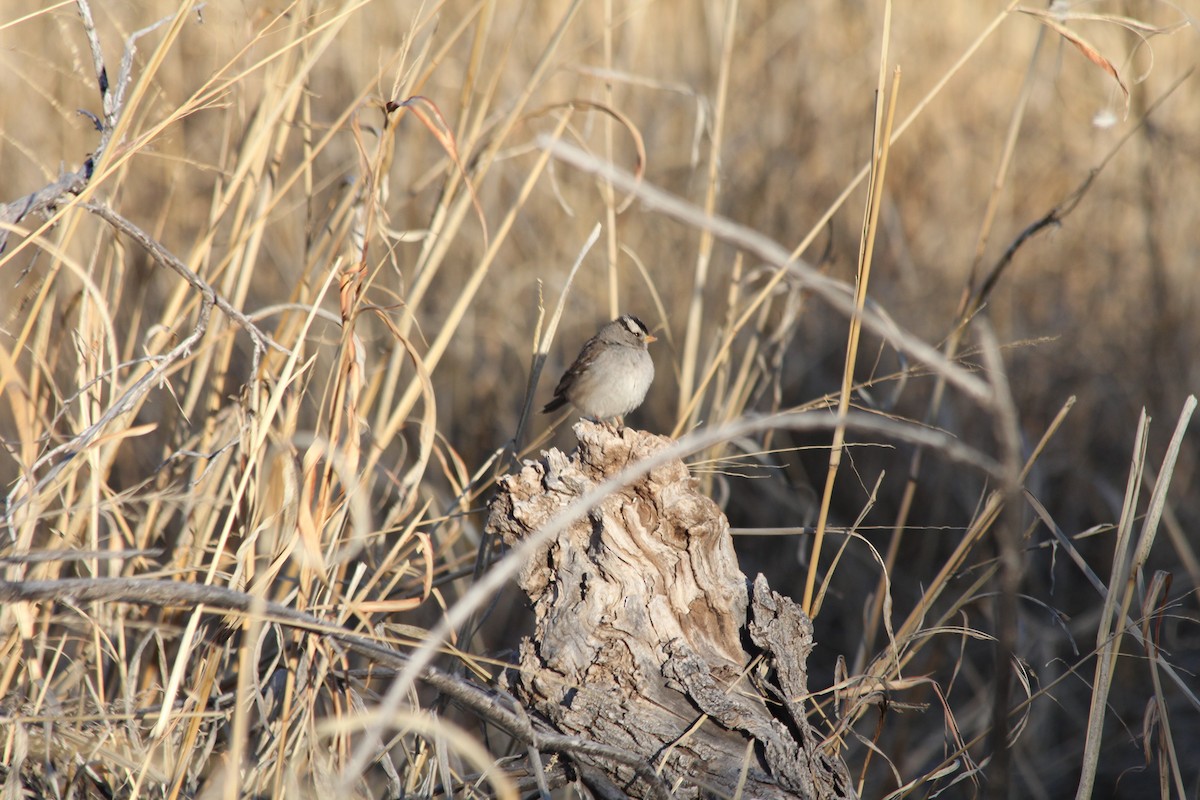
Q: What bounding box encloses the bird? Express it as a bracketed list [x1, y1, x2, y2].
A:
[542, 314, 657, 424]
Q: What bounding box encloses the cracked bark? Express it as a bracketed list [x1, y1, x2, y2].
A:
[486, 421, 856, 799]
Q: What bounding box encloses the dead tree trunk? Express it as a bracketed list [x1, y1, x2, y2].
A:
[486, 421, 856, 799]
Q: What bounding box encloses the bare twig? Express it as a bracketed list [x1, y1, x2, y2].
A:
[74, 0, 117, 133]
[0, 169, 93, 256]
[0, 1, 198, 256]
[83, 201, 283, 361]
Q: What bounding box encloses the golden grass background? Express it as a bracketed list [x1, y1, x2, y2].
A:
[1, 0, 1198, 797]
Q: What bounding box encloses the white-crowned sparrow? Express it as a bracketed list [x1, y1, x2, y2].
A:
[543, 314, 657, 422]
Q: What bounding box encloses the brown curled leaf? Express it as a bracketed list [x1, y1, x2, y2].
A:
[1017, 6, 1130, 118]
[390, 95, 490, 250]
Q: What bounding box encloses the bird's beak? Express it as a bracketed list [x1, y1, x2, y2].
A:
[645, 333, 657, 343]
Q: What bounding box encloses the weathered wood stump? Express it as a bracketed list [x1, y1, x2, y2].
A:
[486, 421, 856, 799]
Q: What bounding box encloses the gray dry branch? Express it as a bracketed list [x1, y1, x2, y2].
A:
[487, 421, 856, 800]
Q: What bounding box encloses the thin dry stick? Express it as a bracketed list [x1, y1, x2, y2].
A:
[602, 0, 619, 320]
[1076, 395, 1196, 799]
[678, 0, 739, 428]
[85, 203, 280, 359]
[804, 63, 900, 618]
[513, 218, 598, 452]
[1074, 411, 1147, 800]
[978, 322, 1025, 800]
[1141, 572, 1188, 799]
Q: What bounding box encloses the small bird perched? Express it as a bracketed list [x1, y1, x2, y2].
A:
[542, 314, 657, 423]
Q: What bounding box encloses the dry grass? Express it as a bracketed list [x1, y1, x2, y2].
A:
[1, 0, 1198, 797]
